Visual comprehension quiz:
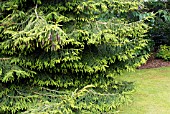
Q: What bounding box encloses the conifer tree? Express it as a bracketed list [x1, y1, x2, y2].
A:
[0, 0, 151, 113]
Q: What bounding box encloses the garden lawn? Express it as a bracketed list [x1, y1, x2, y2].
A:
[117, 67, 170, 114]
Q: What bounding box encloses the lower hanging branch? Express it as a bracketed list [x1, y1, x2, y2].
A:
[0, 81, 134, 114]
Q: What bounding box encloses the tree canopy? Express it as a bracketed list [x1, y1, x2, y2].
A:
[0, 0, 152, 113]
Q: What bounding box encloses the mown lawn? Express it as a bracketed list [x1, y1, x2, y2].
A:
[116, 67, 170, 114]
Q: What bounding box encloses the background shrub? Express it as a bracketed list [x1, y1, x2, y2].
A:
[144, 1, 170, 47]
[156, 45, 170, 61]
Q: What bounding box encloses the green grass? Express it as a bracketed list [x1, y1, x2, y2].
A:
[116, 67, 170, 114]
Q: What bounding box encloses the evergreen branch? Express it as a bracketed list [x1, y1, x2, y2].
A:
[34, 4, 46, 22]
[0, 16, 31, 26]
[88, 90, 117, 96]
[41, 87, 70, 94]
[35, 4, 39, 19]
[33, 91, 68, 97]
[0, 58, 10, 61]
[6, 95, 25, 98]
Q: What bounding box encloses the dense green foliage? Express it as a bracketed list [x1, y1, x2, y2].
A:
[143, 1, 170, 46]
[0, 0, 151, 113]
[139, 1, 170, 61]
[129, 1, 170, 51]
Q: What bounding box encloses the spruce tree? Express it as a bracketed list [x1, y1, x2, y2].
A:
[0, 0, 151, 113]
